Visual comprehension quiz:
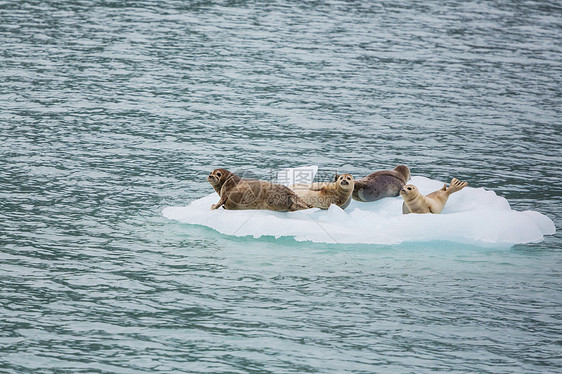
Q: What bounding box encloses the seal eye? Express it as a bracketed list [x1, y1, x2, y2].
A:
[407, 187, 412, 190]
[216, 172, 222, 177]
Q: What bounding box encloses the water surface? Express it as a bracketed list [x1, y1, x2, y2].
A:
[1, 0, 561, 372]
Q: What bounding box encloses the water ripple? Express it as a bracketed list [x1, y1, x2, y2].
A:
[1, 0, 561, 372]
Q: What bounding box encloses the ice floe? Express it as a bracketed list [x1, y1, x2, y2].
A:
[163, 167, 555, 248]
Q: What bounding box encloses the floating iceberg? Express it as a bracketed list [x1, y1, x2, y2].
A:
[163, 168, 555, 248]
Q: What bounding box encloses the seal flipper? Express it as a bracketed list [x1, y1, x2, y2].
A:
[445, 178, 468, 195]
[308, 183, 328, 192]
[402, 201, 411, 214]
[340, 195, 352, 210]
[211, 194, 227, 210]
[290, 197, 312, 211]
[352, 180, 365, 201]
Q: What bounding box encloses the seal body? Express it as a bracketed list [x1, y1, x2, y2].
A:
[207, 169, 311, 212]
[352, 165, 410, 202]
[289, 174, 354, 210]
[401, 178, 468, 214]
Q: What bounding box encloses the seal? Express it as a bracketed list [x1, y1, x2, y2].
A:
[400, 178, 468, 214]
[289, 173, 354, 210]
[207, 168, 311, 211]
[352, 165, 411, 202]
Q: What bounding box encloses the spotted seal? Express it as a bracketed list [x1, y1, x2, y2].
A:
[207, 169, 311, 211]
[290, 173, 354, 209]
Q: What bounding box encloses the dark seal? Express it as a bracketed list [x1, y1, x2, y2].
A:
[352, 165, 411, 202]
[207, 168, 311, 212]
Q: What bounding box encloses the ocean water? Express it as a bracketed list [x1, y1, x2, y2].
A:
[1, 0, 561, 372]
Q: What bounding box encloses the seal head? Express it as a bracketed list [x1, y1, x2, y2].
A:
[207, 168, 240, 195]
[394, 165, 411, 182]
[399, 184, 418, 199]
[335, 173, 354, 190]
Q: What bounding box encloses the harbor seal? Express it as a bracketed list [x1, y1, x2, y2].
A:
[352, 165, 411, 202]
[290, 173, 354, 210]
[401, 178, 468, 214]
[207, 169, 311, 211]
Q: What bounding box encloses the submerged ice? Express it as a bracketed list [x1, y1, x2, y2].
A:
[163, 169, 555, 248]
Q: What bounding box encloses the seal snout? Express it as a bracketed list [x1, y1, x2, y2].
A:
[337, 174, 354, 188]
[207, 172, 220, 184]
[401, 185, 414, 196]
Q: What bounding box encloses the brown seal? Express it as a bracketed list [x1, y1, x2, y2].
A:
[352, 165, 411, 202]
[289, 174, 354, 210]
[400, 178, 468, 214]
[207, 169, 311, 211]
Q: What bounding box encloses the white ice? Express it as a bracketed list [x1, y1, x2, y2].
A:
[163, 166, 555, 248]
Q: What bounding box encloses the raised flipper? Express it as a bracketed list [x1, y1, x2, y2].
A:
[446, 178, 468, 195]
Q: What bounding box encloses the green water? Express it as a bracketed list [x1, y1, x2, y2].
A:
[1, 0, 561, 372]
